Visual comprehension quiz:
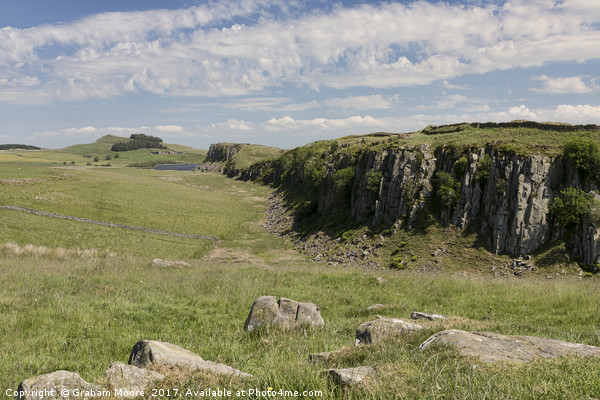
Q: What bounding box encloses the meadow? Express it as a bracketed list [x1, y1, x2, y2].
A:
[1, 146, 600, 399]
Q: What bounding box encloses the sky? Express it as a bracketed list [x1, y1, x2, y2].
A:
[1, 0, 599, 150]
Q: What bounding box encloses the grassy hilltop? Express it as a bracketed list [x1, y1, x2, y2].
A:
[1, 126, 600, 399]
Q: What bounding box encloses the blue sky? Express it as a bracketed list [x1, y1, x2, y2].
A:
[1, 0, 599, 149]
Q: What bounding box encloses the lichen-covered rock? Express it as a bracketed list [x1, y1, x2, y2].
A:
[105, 362, 165, 393]
[410, 311, 448, 321]
[16, 370, 101, 400]
[419, 329, 600, 363]
[129, 340, 253, 378]
[243, 296, 324, 331]
[355, 316, 423, 345]
[325, 366, 376, 386]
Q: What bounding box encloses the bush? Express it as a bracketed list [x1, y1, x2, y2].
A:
[453, 156, 469, 181]
[389, 257, 407, 270]
[563, 137, 600, 180]
[432, 171, 459, 208]
[366, 170, 382, 195]
[550, 187, 600, 229]
[476, 154, 492, 182]
[341, 230, 354, 242]
[333, 167, 355, 196]
[93, 156, 99, 162]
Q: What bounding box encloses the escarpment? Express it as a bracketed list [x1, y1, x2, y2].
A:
[209, 122, 600, 268]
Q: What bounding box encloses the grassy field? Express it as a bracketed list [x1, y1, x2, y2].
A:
[1, 145, 600, 399]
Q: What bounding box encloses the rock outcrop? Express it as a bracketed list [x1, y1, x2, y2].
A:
[410, 311, 448, 321]
[243, 296, 324, 331]
[419, 329, 600, 363]
[129, 340, 253, 378]
[16, 371, 101, 400]
[235, 122, 600, 267]
[105, 362, 165, 393]
[325, 366, 376, 386]
[206, 143, 242, 163]
[355, 316, 424, 345]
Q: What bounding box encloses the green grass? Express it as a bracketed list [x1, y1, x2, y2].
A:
[2, 136, 600, 399]
[1, 254, 600, 399]
[322, 122, 600, 158]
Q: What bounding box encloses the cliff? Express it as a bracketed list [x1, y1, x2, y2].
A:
[213, 122, 600, 270]
[204, 143, 284, 178]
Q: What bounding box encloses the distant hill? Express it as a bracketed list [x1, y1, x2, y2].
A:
[62, 135, 206, 157]
[62, 135, 129, 155]
[0, 144, 41, 150]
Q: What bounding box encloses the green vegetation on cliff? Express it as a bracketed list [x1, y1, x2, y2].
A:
[242, 121, 600, 271]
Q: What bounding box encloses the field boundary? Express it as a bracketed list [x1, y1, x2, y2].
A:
[1, 205, 219, 241]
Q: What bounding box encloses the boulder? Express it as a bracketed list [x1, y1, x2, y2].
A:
[129, 340, 253, 378]
[105, 362, 165, 393]
[243, 296, 324, 331]
[151, 259, 191, 267]
[419, 329, 600, 363]
[308, 349, 343, 364]
[367, 304, 389, 311]
[410, 311, 448, 321]
[16, 370, 102, 400]
[325, 366, 376, 386]
[356, 316, 424, 345]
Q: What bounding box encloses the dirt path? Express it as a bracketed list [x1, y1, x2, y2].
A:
[1, 205, 219, 241]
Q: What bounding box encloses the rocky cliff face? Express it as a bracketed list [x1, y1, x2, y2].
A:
[206, 143, 242, 163]
[247, 142, 600, 267]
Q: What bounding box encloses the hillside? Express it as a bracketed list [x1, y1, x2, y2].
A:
[61, 134, 206, 165]
[2, 123, 600, 399]
[216, 121, 600, 273]
[62, 134, 128, 155]
[204, 142, 285, 176]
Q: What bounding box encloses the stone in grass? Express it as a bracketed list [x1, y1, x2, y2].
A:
[367, 304, 389, 311]
[410, 311, 448, 321]
[308, 349, 344, 364]
[129, 340, 253, 378]
[355, 316, 424, 345]
[243, 296, 324, 332]
[325, 366, 376, 386]
[419, 329, 600, 363]
[105, 362, 165, 393]
[151, 259, 191, 268]
[16, 370, 102, 400]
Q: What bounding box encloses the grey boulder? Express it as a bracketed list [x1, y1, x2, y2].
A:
[356, 316, 424, 345]
[129, 340, 253, 378]
[419, 329, 600, 363]
[243, 296, 324, 331]
[326, 366, 376, 386]
[105, 362, 165, 392]
[16, 370, 101, 400]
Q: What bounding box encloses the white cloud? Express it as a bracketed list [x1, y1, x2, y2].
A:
[0, 0, 599, 103]
[532, 75, 595, 94]
[324, 95, 396, 110]
[155, 125, 184, 132]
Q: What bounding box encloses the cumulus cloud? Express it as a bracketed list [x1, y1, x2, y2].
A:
[29, 124, 190, 141]
[324, 95, 396, 110]
[532, 75, 595, 94]
[0, 0, 599, 103]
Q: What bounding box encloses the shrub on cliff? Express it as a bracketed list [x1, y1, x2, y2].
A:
[432, 171, 459, 208]
[550, 187, 600, 229]
[563, 137, 600, 180]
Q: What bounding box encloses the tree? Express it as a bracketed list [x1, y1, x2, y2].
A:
[550, 187, 599, 229]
